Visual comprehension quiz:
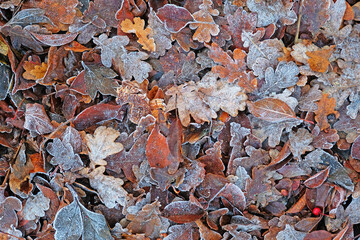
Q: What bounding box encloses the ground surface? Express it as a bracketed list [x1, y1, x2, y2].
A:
[0, 0, 360, 239]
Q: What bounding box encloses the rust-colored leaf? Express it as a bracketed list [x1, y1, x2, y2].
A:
[247, 98, 297, 122]
[163, 201, 205, 223]
[287, 193, 307, 214]
[22, 60, 48, 80]
[189, 0, 220, 43]
[207, 42, 257, 92]
[304, 167, 330, 188]
[30, 32, 78, 47]
[146, 124, 171, 168]
[156, 4, 195, 33]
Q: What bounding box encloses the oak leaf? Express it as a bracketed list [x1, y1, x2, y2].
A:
[227, 7, 260, 49]
[189, 0, 220, 43]
[247, 0, 297, 27]
[314, 93, 340, 130]
[81, 61, 119, 100]
[22, 60, 48, 80]
[126, 201, 169, 238]
[121, 17, 156, 52]
[166, 72, 247, 126]
[46, 138, 83, 171]
[207, 42, 257, 92]
[84, 166, 128, 208]
[164, 224, 200, 240]
[22, 191, 50, 221]
[260, 61, 299, 95]
[85, 126, 124, 168]
[306, 46, 335, 73]
[289, 128, 314, 160]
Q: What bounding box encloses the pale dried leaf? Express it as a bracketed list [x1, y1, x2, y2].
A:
[85, 126, 124, 168]
[22, 191, 50, 221]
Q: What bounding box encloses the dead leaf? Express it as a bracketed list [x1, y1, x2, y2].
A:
[22, 191, 50, 221]
[121, 17, 156, 52]
[247, 0, 297, 27]
[53, 195, 113, 240]
[306, 46, 335, 73]
[156, 4, 195, 33]
[352, 135, 360, 160]
[24, 0, 78, 31]
[247, 98, 297, 122]
[46, 138, 84, 171]
[289, 128, 314, 160]
[30, 32, 78, 47]
[85, 126, 124, 168]
[304, 167, 330, 189]
[207, 42, 257, 92]
[163, 201, 205, 224]
[146, 125, 171, 168]
[24, 103, 54, 137]
[84, 166, 127, 208]
[73, 103, 123, 130]
[189, 0, 220, 43]
[81, 61, 119, 100]
[164, 223, 200, 240]
[22, 61, 48, 81]
[315, 93, 340, 131]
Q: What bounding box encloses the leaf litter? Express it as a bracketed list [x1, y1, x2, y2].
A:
[0, 0, 359, 239]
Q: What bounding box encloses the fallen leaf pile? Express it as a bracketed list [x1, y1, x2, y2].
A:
[0, 0, 360, 239]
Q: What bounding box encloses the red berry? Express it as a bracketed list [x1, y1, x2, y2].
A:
[280, 189, 288, 196]
[312, 207, 322, 216]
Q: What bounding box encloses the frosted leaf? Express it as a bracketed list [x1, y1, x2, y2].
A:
[260, 61, 299, 95]
[247, 0, 297, 27]
[53, 197, 113, 240]
[93, 34, 129, 68]
[47, 138, 83, 171]
[276, 224, 306, 240]
[22, 191, 50, 221]
[85, 126, 123, 168]
[289, 128, 314, 160]
[86, 166, 127, 208]
[247, 39, 284, 78]
[117, 51, 152, 83]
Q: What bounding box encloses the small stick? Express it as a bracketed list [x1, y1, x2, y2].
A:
[294, 0, 303, 44]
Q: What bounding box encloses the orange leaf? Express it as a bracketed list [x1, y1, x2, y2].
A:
[306, 46, 335, 73]
[207, 42, 257, 92]
[121, 17, 155, 52]
[23, 61, 48, 80]
[344, 2, 354, 21]
[146, 125, 171, 168]
[314, 93, 339, 130]
[247, 98, 297, 122]
[287, 193, 307, 214]
[189, 0, 220, 43]
[29, 153, 45, 173]
[24, 0, 78, 32]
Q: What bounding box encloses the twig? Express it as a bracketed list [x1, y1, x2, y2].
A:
[294, 0, 303, 44]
